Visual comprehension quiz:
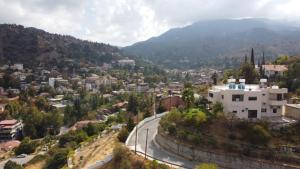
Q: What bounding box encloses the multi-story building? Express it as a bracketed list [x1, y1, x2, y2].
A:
[208, 79, 287, 119]
[0, 120, 23, 140]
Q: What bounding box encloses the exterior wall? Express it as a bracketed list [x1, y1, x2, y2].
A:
[208, 85, 287, 119]
[284, 105, 300, 120]
[160, 96, 185, 111]
[156, 132, 299, 169]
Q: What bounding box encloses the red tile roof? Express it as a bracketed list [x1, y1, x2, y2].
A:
[0, 120, 18, 125]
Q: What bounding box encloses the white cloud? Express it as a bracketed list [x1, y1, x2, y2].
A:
[0, 0, 300, 46]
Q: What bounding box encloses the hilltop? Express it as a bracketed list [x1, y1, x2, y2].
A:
[123, 18, 300, 69]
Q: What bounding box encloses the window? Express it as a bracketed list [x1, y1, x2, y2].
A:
[248, 97, 257, 101]
[273, 109, 277, 114]
[261, 108, 267, 113]
[221, 95, 224, 99]
[248, 110, 258, 118]
[262, 93, 266, 96]
[232, 110, 237, 114]
[277, 94, 282, 101]
[209, 93, 214, 98]
[232, 94, 244, 102]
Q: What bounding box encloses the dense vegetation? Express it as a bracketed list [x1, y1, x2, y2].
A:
[159, 106, 300, 165]
[0, 24, 123, 67]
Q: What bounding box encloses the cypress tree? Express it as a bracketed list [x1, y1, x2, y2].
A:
[250, 48, 255, 67]
[262, 51, 265, 65]
[244, 54, 248, 63]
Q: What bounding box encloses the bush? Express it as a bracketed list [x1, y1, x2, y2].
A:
[245, 125, 271, 146]
[46, 148, 69, 169]
[118, 128, 129, 143]
[113, 144, 131, 168]
[184, 109, 207, 126]
[59, 130, 88, 148]
[4, 160, 23, 169]
[83, 123, 106, 136]
[14, 137, 37, 155]
[195, 163, 218, 169]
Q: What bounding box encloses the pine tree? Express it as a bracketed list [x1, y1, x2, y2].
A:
[262, 51, 265, 65]
[250, 48, 255, 67]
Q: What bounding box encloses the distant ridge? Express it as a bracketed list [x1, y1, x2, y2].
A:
[0, 24, 125, 68]
[123, 18, 300, 69]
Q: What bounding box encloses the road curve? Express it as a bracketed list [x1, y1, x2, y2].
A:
[127, 117, 198, 169]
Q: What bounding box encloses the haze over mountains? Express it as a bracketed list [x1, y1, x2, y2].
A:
[123, 18, 300, 69]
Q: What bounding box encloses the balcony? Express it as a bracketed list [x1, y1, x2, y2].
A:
[269, 88, 288, 94]
[269, 100, 287, 106]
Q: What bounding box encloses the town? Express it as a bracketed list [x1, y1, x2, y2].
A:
[1, 2, 300, 168]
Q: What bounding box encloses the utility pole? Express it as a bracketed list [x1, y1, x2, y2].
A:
[145, 128, 149, 159]
[153, 88, 156, 118]
[134, 119, 138, 154]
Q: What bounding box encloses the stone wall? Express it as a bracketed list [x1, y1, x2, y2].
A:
[155, 132, 300, 169]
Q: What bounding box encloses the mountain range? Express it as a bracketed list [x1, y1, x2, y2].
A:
[123, 18, 300, 69]
[0, 24, 125, 68]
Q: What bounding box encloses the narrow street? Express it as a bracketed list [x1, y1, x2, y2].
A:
[127, 117, 198, 169]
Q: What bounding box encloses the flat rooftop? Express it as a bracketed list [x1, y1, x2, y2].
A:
[286, 104, 300, 109]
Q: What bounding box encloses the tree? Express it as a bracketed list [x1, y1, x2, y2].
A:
[126, 118, 135, 132]
[4, 160, 23, 169]
[212, 102, 223, 114]
[117, 128, 129, 143]
[239, 63, 259, 84]
[127, 93, 139, 115]
[14, 137, 37, 155]
[182, 87, 195, 109]
[211, 72, 218, 85]
[245, 125, 271, 146]
[35, 96, 50, 111]
[46, 148, 69, 169]
[250, 48, 255, 67]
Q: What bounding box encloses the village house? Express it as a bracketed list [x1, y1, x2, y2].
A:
[0, 120, 23, 140]
[262, 64, 288, 78]
[208, 79, 288, 119]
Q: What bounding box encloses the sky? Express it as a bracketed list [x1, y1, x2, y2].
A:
[0, 0, 300, 46]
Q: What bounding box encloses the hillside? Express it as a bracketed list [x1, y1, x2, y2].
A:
[0, 24, 124, 68]
[123, 18, 300, 69]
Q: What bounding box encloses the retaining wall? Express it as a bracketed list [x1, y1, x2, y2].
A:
[156, 132, 300, 169]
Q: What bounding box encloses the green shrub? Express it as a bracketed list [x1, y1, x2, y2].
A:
[245, 125, 271, 146]
[14, 137, 37, 155]
[118, 127, 129, 143]
[195, 163, 218, 169]
[59, 130, 88, 148]
[113, 144, 131, 169]
[46, 148, 69, 169]
[184, 109, 207, 126]
[4, 160, 23, 169]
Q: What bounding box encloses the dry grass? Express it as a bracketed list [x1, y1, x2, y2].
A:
[24, 161, 46, 169]
[73, 131, 118, 169]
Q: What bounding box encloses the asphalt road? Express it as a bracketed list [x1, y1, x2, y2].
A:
[0, 154, 35, 169]
[127, 117, 198, 169]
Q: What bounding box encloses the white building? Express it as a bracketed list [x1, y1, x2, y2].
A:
[262, 64, 288, 78]
[117, 59, 135, 67]
[208, 79, 287, 119]
[0, 120, 23, 140]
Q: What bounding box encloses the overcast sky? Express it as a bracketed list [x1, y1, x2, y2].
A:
[0, 0, 299, 46]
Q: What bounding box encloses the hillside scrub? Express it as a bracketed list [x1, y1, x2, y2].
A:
[159, 107, 300, 165]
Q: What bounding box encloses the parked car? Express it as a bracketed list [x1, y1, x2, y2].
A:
[16, 154, 27, 158]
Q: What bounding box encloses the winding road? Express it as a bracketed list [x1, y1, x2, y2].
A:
[126, 117, 198, 169]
